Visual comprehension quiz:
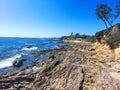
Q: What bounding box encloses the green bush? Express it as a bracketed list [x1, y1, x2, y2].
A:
[95, 28, 111, 42]
[106, 29, 120, 49]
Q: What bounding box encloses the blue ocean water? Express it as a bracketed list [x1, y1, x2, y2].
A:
[0, 37, 63, 74]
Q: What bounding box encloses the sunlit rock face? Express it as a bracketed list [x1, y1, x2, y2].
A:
[0, 42, 120, 90]
[112, 25, 119, 32]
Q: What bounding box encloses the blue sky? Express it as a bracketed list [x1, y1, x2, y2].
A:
[0, 0, 120, 37]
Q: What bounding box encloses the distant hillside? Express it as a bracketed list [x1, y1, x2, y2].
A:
[60, 23, 120, 49]
[60, 33, 95, 43]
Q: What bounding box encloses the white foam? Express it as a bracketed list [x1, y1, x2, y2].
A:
[22, 46, 38, 51]
[0, 54, 22, 69]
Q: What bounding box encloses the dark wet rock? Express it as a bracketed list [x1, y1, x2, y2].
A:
[54, 60, 63, 66]
[49, 55, 56, 59]
[13, 59, 26, 68]
[26, 46, 33, 48]
[30, 52, 40, 57]
[30, 60, 39, 66]
[89, 48, 96, 51]
[1, 42, 120, 90]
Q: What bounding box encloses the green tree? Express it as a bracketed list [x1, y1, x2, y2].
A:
[96, 1, 120, 29]
[70, 32, 74, 36]
[75, 33, 80, 38]
[95, 4, 112, 28]
[114, 0, 120, 20]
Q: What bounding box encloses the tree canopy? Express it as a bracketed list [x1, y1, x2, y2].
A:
[95, 1, 120, 29]
[95, 4, 112, 28]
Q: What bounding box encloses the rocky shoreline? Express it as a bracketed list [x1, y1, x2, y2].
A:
[0, 42, 120, 90]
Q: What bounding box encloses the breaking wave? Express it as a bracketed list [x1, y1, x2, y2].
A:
[0, 54, 22, 69]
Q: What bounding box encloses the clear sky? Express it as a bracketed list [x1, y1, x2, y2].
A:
[0, 0, 120, 38]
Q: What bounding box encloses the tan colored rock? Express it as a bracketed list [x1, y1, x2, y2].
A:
[114, 45, 120, 60]
[1, 42, 120, 90]
[112, 25, 119, 32]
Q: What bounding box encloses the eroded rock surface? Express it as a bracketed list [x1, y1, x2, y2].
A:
[0, 42, 120, 90]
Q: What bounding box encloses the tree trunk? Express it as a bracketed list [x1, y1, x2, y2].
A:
[102, 19, 108, 29]
[106, 19, 112, 28]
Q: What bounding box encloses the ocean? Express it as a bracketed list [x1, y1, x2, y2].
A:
[0, 37, 63, 74]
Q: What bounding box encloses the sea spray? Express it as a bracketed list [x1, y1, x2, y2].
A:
[0, 54, 22, 69]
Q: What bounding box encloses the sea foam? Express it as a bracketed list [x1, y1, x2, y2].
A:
[22, 46, 38, 51]
[0, 54, 22, 69]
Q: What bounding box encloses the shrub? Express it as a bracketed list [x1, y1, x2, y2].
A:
[106, 29, 120, 49]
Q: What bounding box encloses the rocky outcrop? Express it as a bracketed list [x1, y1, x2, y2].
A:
[0, 42, 120, 90]
[83, 44, 120, 90]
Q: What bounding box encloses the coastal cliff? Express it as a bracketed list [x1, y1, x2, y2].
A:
[0, 42, 120, 90]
